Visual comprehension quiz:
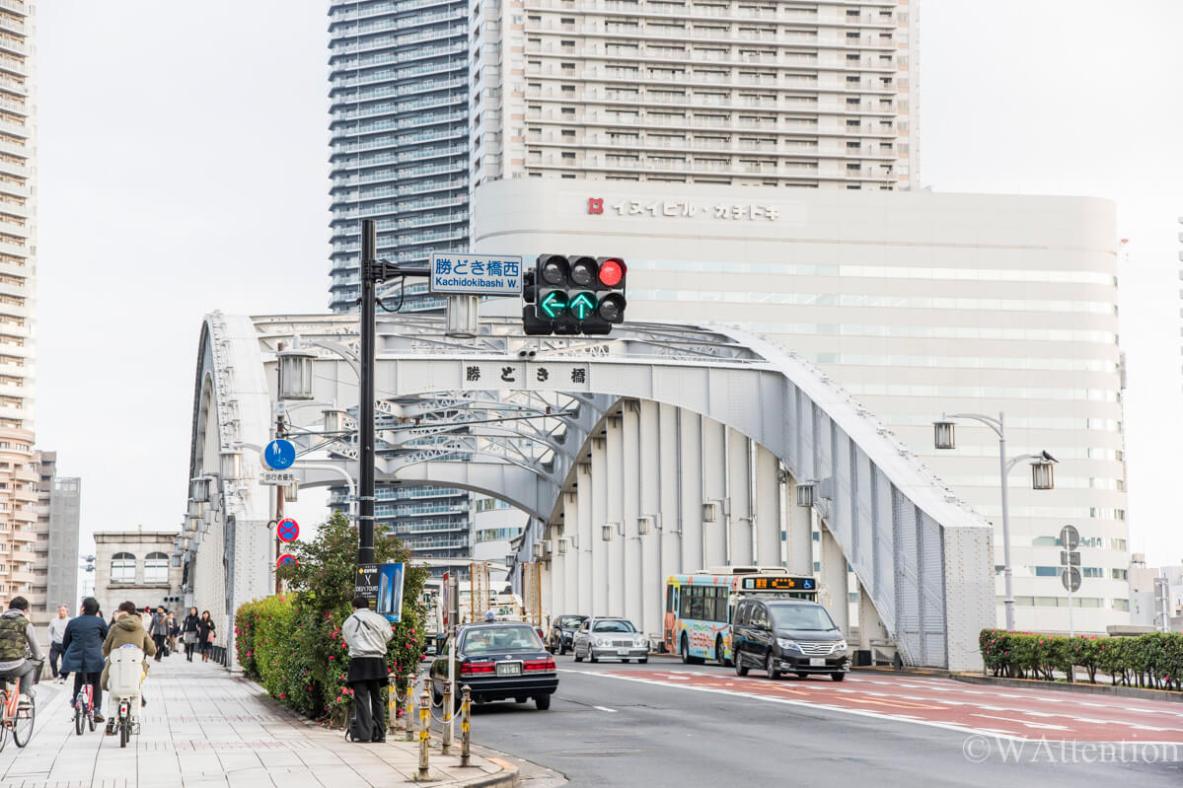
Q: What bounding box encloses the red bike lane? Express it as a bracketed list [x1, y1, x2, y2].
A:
[596, 668, 1183, 743]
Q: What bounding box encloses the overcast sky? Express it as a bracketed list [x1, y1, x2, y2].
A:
[34, 2, 1183, 565]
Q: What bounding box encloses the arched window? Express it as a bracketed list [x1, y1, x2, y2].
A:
[144, 552, 169, 583]
[111, 552, 136, 582]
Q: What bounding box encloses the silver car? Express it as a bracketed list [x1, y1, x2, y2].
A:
[572, 617, 649, 663]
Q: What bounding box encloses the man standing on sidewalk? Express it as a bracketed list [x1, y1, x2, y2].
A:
[47, 605, 69, 682]
[342, 595, 393, 743]
[149, 606, 168, 661]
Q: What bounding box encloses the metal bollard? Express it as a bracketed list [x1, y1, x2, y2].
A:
[418, 688, 431, 780]
[460, 685, 472, 767]
[441, 682, 453, 754]
[405, 679, 417, 742]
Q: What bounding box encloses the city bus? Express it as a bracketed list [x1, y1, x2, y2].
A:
[663, 567, 818, 665]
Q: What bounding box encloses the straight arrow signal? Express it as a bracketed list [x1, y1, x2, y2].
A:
[569, 291, 597, 321]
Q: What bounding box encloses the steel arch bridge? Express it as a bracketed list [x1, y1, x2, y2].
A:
[180, 312, 994, 672]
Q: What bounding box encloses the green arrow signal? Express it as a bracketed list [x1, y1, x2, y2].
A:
[539, 290, 568, 318]
[569, 291, 597, 321]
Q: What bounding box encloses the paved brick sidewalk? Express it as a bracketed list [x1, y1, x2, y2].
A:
[0, 653, 513, 787]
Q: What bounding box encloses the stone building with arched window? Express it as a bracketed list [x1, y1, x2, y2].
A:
[93, 528, 182, 617]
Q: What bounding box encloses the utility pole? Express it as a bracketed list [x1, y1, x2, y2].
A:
[356, 218, 430, 564]
[274, 349, 287, 595]
[358, 220, 377, 565]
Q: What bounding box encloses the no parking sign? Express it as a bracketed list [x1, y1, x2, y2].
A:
[277, 518, 300, 543]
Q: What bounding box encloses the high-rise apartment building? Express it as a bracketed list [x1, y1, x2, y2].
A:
[471, 0, 918, 190]
[327, 0, 470, 313]
[0, 1, 35, 606]
[31, 451, 81, 624]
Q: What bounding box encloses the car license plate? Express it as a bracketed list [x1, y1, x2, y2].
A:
[809, 657, 826, 667]
[617, 649, 630, 656]
[496, 662, 521, 676]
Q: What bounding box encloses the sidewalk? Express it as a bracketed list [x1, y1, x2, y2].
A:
[0, 653, 515, 787]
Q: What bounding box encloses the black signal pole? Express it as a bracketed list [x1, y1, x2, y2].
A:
[358, 219, 377, 565]
[357, 218, 431, 565]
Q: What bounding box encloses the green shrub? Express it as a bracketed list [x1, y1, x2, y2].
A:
[235, 511, 430, 724]
[980, 628, 1183, 690]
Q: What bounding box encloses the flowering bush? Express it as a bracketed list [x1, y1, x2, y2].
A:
[980, 629, 1183, 691]
[236, 512, 428, 726]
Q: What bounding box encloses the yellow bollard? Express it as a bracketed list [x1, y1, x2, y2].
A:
[460, 685, 471, 767]
[418, 688, 431, 780]
[405, 677, 416, 742]
[441, 682, 453, 754]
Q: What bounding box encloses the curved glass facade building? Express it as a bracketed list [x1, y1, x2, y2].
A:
[328, 0, 469, 313]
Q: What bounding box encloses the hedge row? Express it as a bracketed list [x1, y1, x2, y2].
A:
[980, 629, 1183, 691]
[235, 512, 427, 726]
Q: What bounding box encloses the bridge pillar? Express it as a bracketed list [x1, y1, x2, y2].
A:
[606, 418, 625, 617]
[622, 402, 643, 627]
[576, 462, 593, 615]
[727, 429, 753, 566]
[678, 410, 704, 573]
[858, 578, 889, 652]
[562, 493, 577, 618]
[753, 447, 781, 566]
[590, 437, 608, 618]
[786, 478, 813, 576]
[701, 418, 727, 568]
[820, 525, 850, 637]
[659, 404, 682, 638]
[639, 401, 662, 638]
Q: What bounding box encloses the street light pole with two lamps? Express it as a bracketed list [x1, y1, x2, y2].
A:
[932, 412, 1058, 631]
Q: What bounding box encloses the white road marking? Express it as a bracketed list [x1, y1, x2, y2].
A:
[973, 714, 1071, 732]
[593, 705, 617, 713]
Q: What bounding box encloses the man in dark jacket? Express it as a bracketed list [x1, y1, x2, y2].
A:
[61, 597, 109, 723]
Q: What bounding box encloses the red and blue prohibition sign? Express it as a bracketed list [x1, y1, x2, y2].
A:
[276, 553, 298, 569]
[277, 518, 300, 543]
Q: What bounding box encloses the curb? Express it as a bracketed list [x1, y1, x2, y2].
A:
[951, 673, 1183, 703]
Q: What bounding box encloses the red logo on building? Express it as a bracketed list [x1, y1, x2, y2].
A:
[587, 197, 604, 215]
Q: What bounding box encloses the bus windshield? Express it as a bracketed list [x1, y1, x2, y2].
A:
[768, 604, 836, 632]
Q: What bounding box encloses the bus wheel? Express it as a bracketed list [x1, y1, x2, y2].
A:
[680, 634, 703, 665]
[715, 638, 733, 667]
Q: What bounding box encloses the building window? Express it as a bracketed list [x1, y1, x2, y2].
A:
[144, 552, 169, 583]
[111, 552, 136, 583]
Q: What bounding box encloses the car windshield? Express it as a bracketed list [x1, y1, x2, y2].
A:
[557, 616, 585, 629]
[462, 625, 543, 654]
[768, 604, 836, 632]
[592, 619, 636, 633]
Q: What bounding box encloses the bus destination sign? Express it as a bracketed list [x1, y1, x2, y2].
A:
[741, 576, 816, 591]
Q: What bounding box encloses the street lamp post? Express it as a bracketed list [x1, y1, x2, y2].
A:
[933, 412, 1058, 631]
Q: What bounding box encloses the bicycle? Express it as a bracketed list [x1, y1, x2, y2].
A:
[0, 659, 40, 751]
[107, 644, 144, 749]
[73, 679, 95, 736]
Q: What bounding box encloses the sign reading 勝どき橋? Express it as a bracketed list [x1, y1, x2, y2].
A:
[429, 253, 523, 296]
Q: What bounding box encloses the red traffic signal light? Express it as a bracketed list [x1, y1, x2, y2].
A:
[597, 258, 626, 288]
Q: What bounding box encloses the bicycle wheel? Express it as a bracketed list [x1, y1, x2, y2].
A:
[119, 718, 129, 748]
[13, 701, 33, 747]
[74, 704, 82, 736]
[87, 707, 95, 732]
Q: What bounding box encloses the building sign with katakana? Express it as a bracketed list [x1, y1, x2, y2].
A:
[429, 253, 524, 296]
[588, 196, 784, 222]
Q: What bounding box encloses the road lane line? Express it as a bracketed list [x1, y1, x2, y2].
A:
[593, 706, 618, 713]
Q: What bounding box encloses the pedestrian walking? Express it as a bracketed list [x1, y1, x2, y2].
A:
[181, 607, 199, 662]
[196, 611, 216, 663]
[166, 612, 178, 655]
[149, 606, 169, 661]
[342, 595, 392, 743]
[47, 605, 69, 681]
[61, 597, 108, 724]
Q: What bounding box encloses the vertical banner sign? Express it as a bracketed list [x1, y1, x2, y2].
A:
[376, 562, 405, 623]
[355, 563, 379, 610]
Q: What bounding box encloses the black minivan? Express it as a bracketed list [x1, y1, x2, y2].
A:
[731, 597, 850, 681]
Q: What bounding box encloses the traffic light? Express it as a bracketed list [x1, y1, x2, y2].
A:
[522, 254, 628, 336]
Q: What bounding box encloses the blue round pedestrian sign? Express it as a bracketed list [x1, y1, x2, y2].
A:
[264, 439, 296, 470]
[277, 518, 300, 543]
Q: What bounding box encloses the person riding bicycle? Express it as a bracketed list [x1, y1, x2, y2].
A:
[101, 601, 155, 735]
[0, 596, 42, 707]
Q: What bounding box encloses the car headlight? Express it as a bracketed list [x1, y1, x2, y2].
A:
[833, 640, 847, 653]
[593, 637, 608, 647]
[777, 638, 800, 651]
[635, 637, 647, 647]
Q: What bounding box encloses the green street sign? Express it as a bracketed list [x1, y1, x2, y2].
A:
[539, 290, 568, 318]
[569, 291, 597, 321]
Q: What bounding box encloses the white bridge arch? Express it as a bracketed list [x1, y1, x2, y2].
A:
[181, 312, 993, 671]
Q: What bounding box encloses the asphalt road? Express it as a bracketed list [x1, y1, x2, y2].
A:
[463, 658, 1183, 788]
